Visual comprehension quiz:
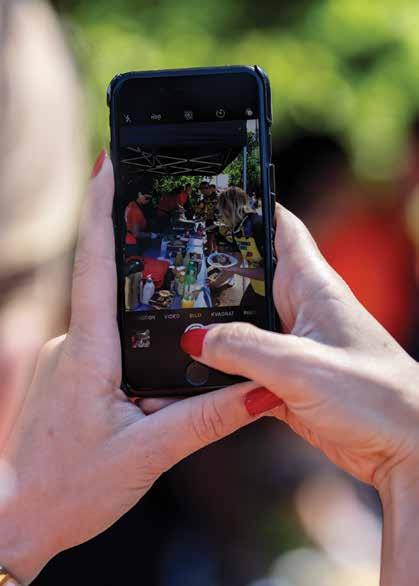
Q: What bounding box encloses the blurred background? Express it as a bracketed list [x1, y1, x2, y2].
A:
[36, 1, 418, 584]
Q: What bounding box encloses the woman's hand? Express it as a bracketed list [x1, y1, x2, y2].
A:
[181, 204, 419, 585]
[0, 153, 261, 584]
[183, 204, 419, 490]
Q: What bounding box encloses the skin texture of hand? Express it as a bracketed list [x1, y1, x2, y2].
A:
[0, 154, 261, 584]
[191, 205, 419, 491]
[182, 204, 419, 586]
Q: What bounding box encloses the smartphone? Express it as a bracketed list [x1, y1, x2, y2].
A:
[108, 65, 276, 397]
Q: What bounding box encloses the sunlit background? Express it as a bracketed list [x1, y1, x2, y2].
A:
[38, 1, 419, 584]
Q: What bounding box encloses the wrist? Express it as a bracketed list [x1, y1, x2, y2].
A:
[0, 535, 50, 585]
[0, 495, 55, 584]
[0, 532, 51, 584]
[379, 467, 419, 586]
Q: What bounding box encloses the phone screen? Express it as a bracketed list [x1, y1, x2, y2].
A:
[112, 71, 273, 393]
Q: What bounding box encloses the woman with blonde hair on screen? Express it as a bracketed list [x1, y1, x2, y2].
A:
[216, 186, 265, 310]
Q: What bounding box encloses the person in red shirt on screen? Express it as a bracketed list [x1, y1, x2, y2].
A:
[177, 183, 193, 218]
[124, 192, 151, 245]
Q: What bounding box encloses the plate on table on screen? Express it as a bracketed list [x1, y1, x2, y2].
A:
[207, 252, 238, 269]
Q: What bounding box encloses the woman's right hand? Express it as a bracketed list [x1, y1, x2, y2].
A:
[181, 205, 419, 584]
[182, 204, 419, 497]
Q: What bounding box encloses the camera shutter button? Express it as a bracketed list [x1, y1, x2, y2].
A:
[185, 361, 210, 387]
[183, 324, 209, 386]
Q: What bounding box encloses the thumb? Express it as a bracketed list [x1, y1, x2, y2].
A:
[128, 381, 274, 473]
[274, 205, 392, 350]
[180, 322, 326, 406]
[69, 151, 117, 339]
[274, 204, 351, 331]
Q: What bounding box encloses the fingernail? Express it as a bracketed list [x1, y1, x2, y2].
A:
[91, 149, 107, 178]
[180, 328, 208, 356]
[244, 387, 283, 416]
[130, 397, 142, 407]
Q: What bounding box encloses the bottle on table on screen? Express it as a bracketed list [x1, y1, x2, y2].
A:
[142, 275, 155, 306]
[177, 271, 185, 297]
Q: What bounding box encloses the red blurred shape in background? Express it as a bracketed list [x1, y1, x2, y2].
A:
[319, 206, 415, 346]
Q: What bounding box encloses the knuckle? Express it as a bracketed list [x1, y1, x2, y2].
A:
[207, 322, 260, 374]
[190, 395, 226, 445]
[211, 322, 257, 354]
[229, 321, 258, 343]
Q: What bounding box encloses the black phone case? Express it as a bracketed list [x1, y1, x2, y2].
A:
[108, 65, 277, 397]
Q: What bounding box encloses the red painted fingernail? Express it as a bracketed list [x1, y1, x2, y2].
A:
[180, 328, 208, 356]
[244, 387, 283, 416]
[91, 149, 106, 178]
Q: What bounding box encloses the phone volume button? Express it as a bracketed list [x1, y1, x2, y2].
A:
[269, 163, 276, 208]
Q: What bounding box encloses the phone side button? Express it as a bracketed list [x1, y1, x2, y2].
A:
[269, 163, 277, 208]
[185, 361, 210, 387]
[269, 163, 276, 193]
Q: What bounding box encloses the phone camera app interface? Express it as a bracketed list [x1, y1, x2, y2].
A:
[117, 74, 267, 390]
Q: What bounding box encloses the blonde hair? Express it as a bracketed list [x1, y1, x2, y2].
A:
[0, 0, 87, 341]
[0, 1, 86, 327]
[218, 186, 251, 228]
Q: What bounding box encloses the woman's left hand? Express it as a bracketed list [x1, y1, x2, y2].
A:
[0, 153, 261, 584]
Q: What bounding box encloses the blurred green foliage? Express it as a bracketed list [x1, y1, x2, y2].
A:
[153, 175, 202, 195]
[224, 132, 260, 190]
[54, 0, 419, 179]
